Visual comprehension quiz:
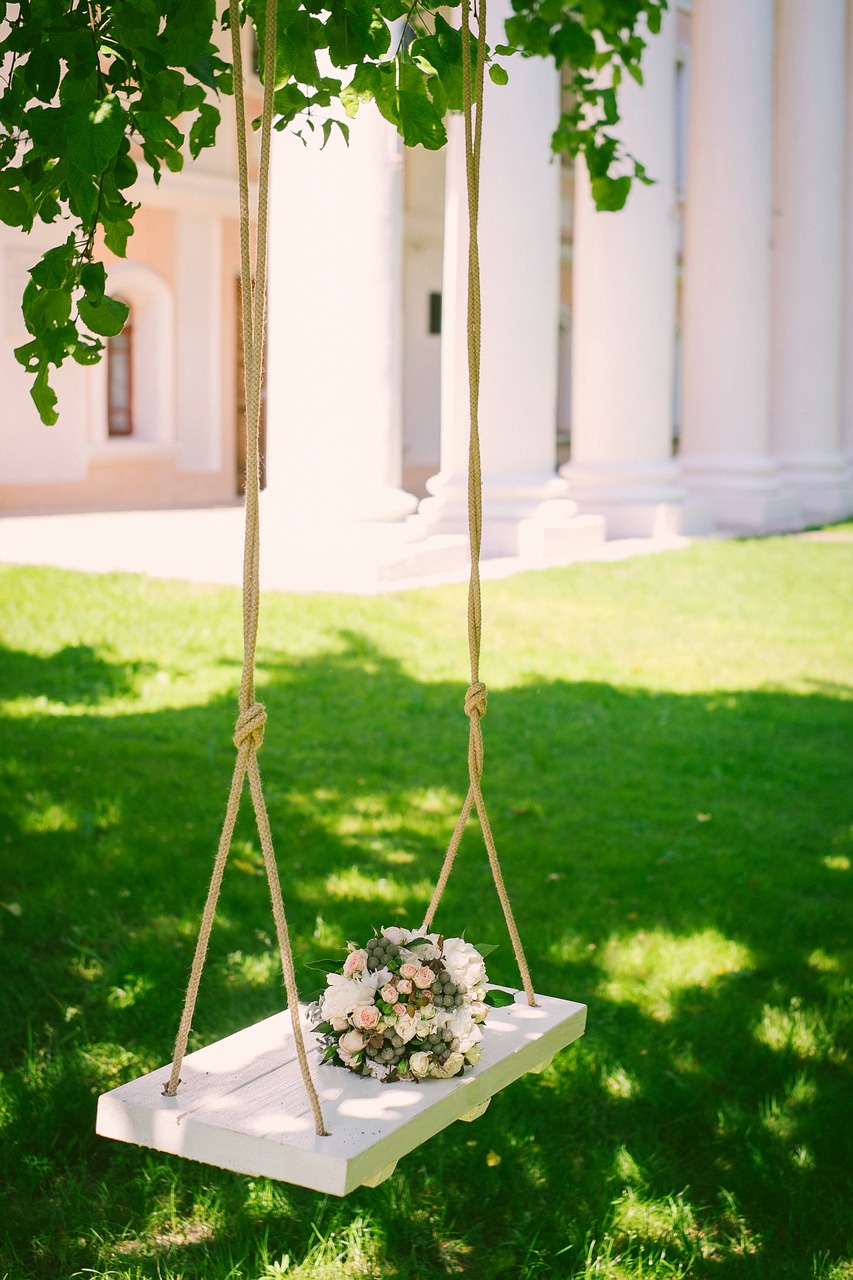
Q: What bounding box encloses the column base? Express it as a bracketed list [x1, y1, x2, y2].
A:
[560, 460, 713, 538]
[419, 470, 606, 557]
[776, 454, 853, 524]
[263, 482, 418, 527]
[679, 458, 804, 533]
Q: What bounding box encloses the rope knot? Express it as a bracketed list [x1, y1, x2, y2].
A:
[464, 681, 488, 720]
[234, 701, 267, 753]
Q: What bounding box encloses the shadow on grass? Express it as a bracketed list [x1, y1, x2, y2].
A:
[0, 634, 851, 1279]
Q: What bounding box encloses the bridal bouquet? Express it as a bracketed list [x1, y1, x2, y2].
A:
[310, 926, 510, 1083]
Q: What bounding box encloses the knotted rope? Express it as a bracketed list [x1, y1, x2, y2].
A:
[421, 0, 536, 1008]
[163, 0, 327, 1138]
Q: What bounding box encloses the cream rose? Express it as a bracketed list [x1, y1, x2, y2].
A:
[429, 1051, 465, 1079]
[339, 1029, 365, 1055]
[399, 963, 418, 981]
[396, 978, 413, 994]
[409, 1050, 431, 1077]
[380, 983, 397, 1004]
[413, 966, 434, 989]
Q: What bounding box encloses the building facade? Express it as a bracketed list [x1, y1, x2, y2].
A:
[2, 0, 852, 551]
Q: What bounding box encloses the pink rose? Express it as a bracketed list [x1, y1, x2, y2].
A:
[396, 979, 413, 995]
[393, 1002, 408, 1016]
[380, 984, 397, 1004]
[353, 1004, 380, 1031]
[399, 964, 418, 980]
[413, 966, 434, 989]
[343, 949, 368, 978]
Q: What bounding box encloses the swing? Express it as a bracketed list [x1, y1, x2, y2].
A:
[95, 0, 586, 1197]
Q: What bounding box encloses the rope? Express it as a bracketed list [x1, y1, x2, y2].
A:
[163, 0, 328, 1138]
[421, 0, 536, 1008]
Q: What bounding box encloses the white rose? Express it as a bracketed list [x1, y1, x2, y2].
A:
[446, 1006, 475, 1041]
[409, 1050, 431, 1077]
[321, 974, 376, 1022]
[382, 926, 411, 946]
[406, 942, 441, 962]
[443, 938, 487, 990]
[432, 1049, 466, 1080]
[455, 1023, 483, 1054]
[395, 1014, 419, 1044]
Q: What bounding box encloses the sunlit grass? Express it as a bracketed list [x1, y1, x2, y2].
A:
[1, 532, 852, 1279]
[599, 927, 754, 1021]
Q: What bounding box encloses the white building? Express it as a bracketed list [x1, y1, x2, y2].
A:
[2, 0, 852, 563]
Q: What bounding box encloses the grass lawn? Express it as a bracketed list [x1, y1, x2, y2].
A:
[0, 534, 851, 1279]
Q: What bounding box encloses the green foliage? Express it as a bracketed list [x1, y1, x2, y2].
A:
[1, 0, 666, 423]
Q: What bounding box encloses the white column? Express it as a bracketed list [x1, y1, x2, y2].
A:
[840, 0, 853, 479]
[264, 103, 417, 524]
[679, 0, 800, 532]
[419, 0, 604, 559]
[175, 213, 223, 471]
[770, 0, 852, 521]
[562, 9, 707, 538]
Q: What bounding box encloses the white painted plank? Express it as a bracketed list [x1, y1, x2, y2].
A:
[96, 988, 586, 1195]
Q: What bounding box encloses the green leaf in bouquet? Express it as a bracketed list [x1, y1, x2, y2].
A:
[302, 955, 348, 972]
[484, 988, 517, 1008]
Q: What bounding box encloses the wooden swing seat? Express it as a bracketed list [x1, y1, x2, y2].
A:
[96, 988, 586, 1196]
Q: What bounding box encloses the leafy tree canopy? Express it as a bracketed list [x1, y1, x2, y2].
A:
[0, 0, 666, 423]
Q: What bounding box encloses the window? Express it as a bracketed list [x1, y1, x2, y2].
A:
[107, 314, 133, 436]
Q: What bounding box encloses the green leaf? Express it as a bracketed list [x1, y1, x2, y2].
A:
[472, 942, 499, 960]
[591, 172, 631, 211]
[189, 102, 219, 160]
[79, 262, 107, 298]
[32, 362, 59, 426]
[104, 219, 134, 257]
[134, 110, 184, 149]
[488, 64, 508, 86]
[78, 292, 129, 338]
[302, 956, 348, 972]
[65, 166, 99, 224]
[484, 988, 517, 1008]
[23, 45, 62, 103]
[65, 95, 128, 173]
[0, 187, 30, 229]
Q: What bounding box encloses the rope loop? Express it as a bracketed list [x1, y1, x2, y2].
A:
[234, 701, 267, 754]
[464, 680, 488, 720]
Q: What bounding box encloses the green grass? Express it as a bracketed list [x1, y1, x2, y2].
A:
[0, 534, 851, 1280]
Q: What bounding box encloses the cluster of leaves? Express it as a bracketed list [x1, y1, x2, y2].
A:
[0, 0, 229, 423]
[1, 0, 667, 423]
[510, 0, 667, 209]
